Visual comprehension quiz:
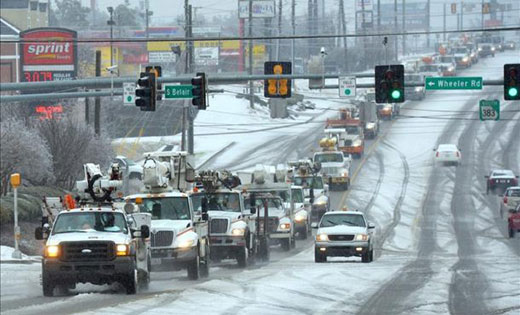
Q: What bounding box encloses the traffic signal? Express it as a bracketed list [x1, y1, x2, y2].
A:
[135, 71, 156, 111]
[145, 66, 162, 100]
[374, 65, 405, 103]
[191, 72, 207, 110]
[504, 64, 520, 101]
[264, 61, 292, 98]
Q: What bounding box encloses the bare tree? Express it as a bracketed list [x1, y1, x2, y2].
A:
[0, 119, 54, 195]
[37, 117, 113, 189]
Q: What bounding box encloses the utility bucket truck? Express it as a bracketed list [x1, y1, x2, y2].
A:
[313, 137, 352, 190]
[35, 163, 151, 296]
[190, 170, 261, 267]
[125, 151, 210, 280]
[326, 109, 365, 158]
[240, 165, 297, 252]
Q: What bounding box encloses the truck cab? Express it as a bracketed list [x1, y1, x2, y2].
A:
[313, 147, 351, 190]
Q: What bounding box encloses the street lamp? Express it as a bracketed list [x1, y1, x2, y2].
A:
[320, 47, 327, 89]
[107, 6, 115, 67]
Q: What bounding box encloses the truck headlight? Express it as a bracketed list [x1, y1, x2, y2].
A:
[178, 239, 195, 248]
[231, 228, 245, 236]
[470, 52, 475, 58]
[295, 213, 306, 222]
[462, 57, 469, 62]
[313, 200, 327, 207]
[355, 234, 369, 241]
[45, 245, 60, 258]
[279, 223, 291, 230]
[414, 87, 423, 92]
[448, 66, 454, 72]
[478, 47, 482, 51]
[116, 244, 129, 256]
[316, 233, 328, 241]
[491, 47, 495, 51]
[353, 140, 362, 147]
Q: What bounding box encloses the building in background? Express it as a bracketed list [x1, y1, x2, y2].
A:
[0, 0, 49, 31]
[0, 18, 20, 84]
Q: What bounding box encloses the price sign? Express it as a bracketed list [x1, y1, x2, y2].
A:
[479, 99, 500, 121]
[339, 76, 356, 98]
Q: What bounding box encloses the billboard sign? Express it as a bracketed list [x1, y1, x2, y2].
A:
[195, 47, 219, 66]
[379, 2, 428, 30]
[148, 51, 176, 63]
[238, 0, 275, 18]
[20, 28, 77, 82]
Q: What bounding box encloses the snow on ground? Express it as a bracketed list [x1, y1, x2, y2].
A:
[0, 246, 40, 262]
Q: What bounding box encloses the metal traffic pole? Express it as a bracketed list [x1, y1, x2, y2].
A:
[11, 173, 22, 259]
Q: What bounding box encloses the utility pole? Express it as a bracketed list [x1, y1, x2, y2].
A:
[339, 0, 347, 72]
[443, 3, 446, 41]
[308, 0, 312, 58]
[460, 1, 464, 30]
[377, 0, 381, 31]
[181, 0, 189, 152]
[187, 4, 194, 155]
[107, 7, 114, 67]
[402, 0, 406, 58]
[394, 0, 398, 60]
[426, 0, 430, 48]
[248, 0, 254, 109]
[95, 50, 101, 136]
[145, 0, 150, 38]
[291, 0, 295, 68]
[85, 95, 89, 125]
[276, 0, 282, 60]
[362, 0, 367, 68]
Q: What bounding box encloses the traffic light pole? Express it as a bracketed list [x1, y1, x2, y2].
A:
[248, 0, 254, 109]
[95, 50, 101, 136]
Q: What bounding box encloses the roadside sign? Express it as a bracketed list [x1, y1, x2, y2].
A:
[479, 99, 500, 121]
[123, 82, 135, 105]
[164, 85, 193, 99]
[425, 77, 482, 90]
[339, 76, 356, 98]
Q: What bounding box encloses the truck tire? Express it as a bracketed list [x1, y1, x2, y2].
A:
[299, 226, 308, 240]
[362, 251, 370, 263]
[237, 245, 248, 268]
[258, 237, 270, 262]
[314, 248, 326, 263]
[200, 244, 210, 278]
[42, 270, 55, 297]
[509, 227, 515, 238]
[281, 238, 291, 251]
[369, 249, 374, 262]
[291, 235, 296, 249]
[124, 267, 138, 294]
[187, 255, 200, 280]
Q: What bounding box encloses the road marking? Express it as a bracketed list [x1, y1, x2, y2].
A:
[338, 119, 397, 207]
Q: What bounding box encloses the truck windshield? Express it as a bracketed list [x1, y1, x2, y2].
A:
[291, 189, 304, 203]
[314, 153, 344, 163]
[134, 197, 191, 220]
[438, 56, 454, 63]
[191, 192, 241, 212]
[453, 48, 467, 54]
[345, 126, 360, 135]
[293, 176, 324, 189]
[52, 212, 127, 234]
[420, 65, 438, 72]
[320, 214, 366, 228]
[246, 197, 284, 210]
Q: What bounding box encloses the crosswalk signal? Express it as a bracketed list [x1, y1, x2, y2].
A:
[504, 64, 520, 101]
[191, 72, 207, 110]
[145, 66, 162, 100]
[264, 61, 292, 98]
[135, 72, 156, 111]
[375, 65, 405, 103]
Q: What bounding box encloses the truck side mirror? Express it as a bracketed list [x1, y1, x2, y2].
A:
[140, 225, 150, 238]
[185, 167, 196, 182]
[309, 188, 315, 204]
[201, 197, 209, 221]
[250, 207, 256, 214]
[368, 223, 376, 229]
[35, 227, 44, 240]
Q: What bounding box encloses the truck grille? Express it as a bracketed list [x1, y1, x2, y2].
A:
[328, 235, 355, 241]
[258, 217, 279, 233]
[151, 231, 174, 247]
[61, 241, 114, 262]
[344, 140, 353, 146]
[210, 218, 229, 234]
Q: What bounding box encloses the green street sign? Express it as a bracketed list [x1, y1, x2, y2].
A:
[479, 99, 500, 121]
[425, 77, 482, 90]
[165, 85, 193, 99]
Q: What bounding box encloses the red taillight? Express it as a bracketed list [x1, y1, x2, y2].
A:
[503, 196, 508, 204]
[436, 152, 439, 157]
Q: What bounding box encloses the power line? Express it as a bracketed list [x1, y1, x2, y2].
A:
[2, 26, 518, 43]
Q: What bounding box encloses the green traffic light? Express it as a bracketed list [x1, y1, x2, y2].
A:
[391, 89, 401, 100]
[508, 87, 519, 98]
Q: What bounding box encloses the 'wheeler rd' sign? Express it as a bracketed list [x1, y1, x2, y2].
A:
[425, 77, 482, 90]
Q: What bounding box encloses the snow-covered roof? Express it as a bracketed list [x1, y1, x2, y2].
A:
[0, 17, 20, 37]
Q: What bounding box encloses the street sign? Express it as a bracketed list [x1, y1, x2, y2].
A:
[479, 99, 500, 121]
[123, 82, 135, 105]
[339, 76, 356, 98]
[164, 85, 193, 99]
[425, 77, 482, 90]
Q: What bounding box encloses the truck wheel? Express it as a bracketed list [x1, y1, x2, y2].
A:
[369, 249, 374, 262]
[187, 255, 200, 280]
[258, 238, 270, 262]
[42, 271, 55, 297]
[281, 238, 291, 251]
[290, 235, 296, 249]
[509, 227, 515, 238]
[361, 251, 370, 263]
[237, 245, 248, 268]
[125, 267, 138, 294]
[200, 244, 210, 278]
[314, 248, 326, 263]
[300, 227, 308, 240]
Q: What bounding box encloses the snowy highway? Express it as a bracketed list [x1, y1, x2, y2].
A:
[1, 52, 519, 315]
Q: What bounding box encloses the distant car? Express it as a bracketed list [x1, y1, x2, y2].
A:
[504, 41, 516, 50]
[477, 43, 495, 57]
[486, 170, 519, 195]
[314, 210, 375, 263]
[419, 64, 442, 77]
[434, 144, 461, 166]
[501, 187, 520, 218]
[113, 155, 143, 180]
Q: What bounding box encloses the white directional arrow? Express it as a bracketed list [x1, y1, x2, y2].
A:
[428, 81, 435, 86]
